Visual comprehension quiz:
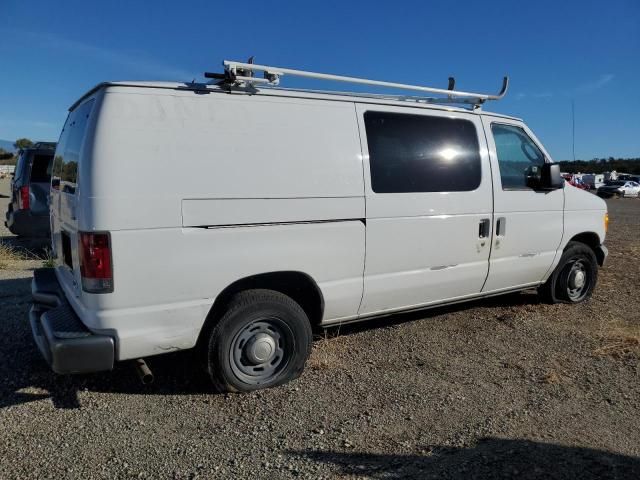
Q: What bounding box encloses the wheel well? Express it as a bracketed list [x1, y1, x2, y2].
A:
[567, 232, 603, 263]
[200, 271, 324, 343]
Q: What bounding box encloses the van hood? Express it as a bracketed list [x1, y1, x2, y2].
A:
[564, 182, 607, 211]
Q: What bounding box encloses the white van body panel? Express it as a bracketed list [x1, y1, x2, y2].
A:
[65, 222, 365, 359]
[53, 86, 367, 360]
[563, 182, 607, 242]
[88, 88, 365, 231]
[541, 183, 607, 280]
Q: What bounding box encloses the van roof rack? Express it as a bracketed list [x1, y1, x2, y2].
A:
[204, 59, 509, 109]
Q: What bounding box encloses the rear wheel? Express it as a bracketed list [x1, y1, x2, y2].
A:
[538, 241, 598, 304]
[204, 289, 312, 392]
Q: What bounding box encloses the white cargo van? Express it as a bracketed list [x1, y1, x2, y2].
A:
[30, 61, 608, 392]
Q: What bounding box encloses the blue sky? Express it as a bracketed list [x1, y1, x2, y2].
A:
[1, 0, 638, 159]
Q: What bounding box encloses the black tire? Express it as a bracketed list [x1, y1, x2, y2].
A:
[538, 241, 598, 304]
[5, 204, 19, 236]
[204, 289, 312, 393]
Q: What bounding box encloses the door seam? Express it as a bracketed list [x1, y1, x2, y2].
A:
[478, 115, 495, 293]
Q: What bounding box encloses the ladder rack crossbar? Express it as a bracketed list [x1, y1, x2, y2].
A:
[222, 60, 509, 104]
[259, 86, 485, 107]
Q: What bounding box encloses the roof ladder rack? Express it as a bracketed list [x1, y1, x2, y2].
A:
[205, 60, 509, 109]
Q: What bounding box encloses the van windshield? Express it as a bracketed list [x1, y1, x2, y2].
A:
[52, 99, 95, 194]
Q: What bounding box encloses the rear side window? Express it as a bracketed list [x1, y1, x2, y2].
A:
[14, 153, 28, 182]
[29, 154, 53, 182]
[52, 99, 95, 194]
[491, 124, 545, 190]
[364, 111, 481, 193]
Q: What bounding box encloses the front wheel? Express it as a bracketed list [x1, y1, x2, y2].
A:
[204, 289, 312, 392]
[538, 241, 598, 304]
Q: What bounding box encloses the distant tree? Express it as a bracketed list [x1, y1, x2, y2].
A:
[0, 148, 14, 161]
[0, 152, 17, 164]
[14, 138, 33, 150]
[558, 158, 640, 175]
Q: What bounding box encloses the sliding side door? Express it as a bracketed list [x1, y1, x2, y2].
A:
[357, 104, 493, 316]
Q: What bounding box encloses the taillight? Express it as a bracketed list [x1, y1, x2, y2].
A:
[79, 232, 113, 293]
[17, 186, 30, 210]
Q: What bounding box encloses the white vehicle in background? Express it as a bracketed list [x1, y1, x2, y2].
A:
[30, 60, 608, 392]
[582, 173, 605, 190]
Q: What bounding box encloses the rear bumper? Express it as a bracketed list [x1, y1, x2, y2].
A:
[30, 268, 114, 374]
[5, 208, 50, 237]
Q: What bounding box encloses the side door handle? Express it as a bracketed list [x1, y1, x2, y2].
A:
[478, 219, 491, 249]
[478, 218, 490, 239]
[496, 217, 506, 237]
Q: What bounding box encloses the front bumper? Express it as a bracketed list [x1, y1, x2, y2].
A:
[30, 268, 114, 374]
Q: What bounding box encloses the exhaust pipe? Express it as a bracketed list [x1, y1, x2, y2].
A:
[134, 358, 154, 385]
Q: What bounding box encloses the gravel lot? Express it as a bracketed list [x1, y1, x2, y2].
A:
[1, 177, 639, 479]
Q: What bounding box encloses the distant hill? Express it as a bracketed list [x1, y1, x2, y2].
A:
[0, 140, 16, 153]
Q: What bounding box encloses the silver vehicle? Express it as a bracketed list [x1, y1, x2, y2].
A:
[5, 142, 56, 237]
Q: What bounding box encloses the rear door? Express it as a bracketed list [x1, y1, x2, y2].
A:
[481, 116, 564, 292]
[51, 98, 96, 292]
[27, 151, 54, 216]
[357, 104, 493, 316]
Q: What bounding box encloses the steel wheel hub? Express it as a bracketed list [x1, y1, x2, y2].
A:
[565, 259, 589, 301]
[570, 270, 585, 289]
[245, 333, 277, 364]
[229, 318, 293, 385]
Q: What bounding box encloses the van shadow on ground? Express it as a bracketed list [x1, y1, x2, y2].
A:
[0, 274, 541, 410]
[290, 438, 640, 479]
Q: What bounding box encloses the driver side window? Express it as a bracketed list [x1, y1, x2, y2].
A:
[492, 124, 545, 190]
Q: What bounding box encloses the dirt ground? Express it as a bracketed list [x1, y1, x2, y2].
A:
[0, 177, 639, 479]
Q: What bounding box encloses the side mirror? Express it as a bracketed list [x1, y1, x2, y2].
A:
[541, 163, 564, 190]
[525, 163, 563, 191]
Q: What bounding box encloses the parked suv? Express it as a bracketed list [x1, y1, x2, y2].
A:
[30, 63, 608, 392]
[5, 142, 56, 237]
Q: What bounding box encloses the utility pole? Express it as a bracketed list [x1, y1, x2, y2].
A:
[572, 100, 576, 162]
